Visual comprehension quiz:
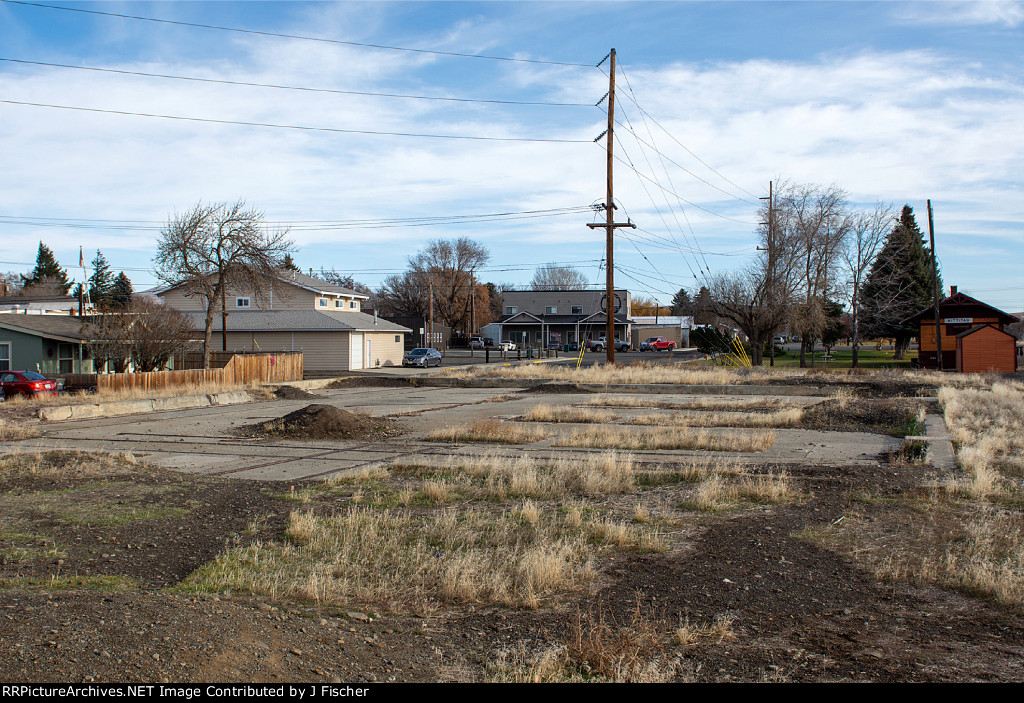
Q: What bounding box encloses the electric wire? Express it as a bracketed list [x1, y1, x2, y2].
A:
[0, 99, 591, 143]
[1, 1, 595, 67]
[0, 58, 593, 108]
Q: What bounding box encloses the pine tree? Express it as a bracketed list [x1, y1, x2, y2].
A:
[859, 205, 938, 358]
[282, 253, 300, 272]
[88, 250, 115, 308]
[671, 288, 694, 316]
[110, 272, 134, 309]
[21, 242, 71, 294]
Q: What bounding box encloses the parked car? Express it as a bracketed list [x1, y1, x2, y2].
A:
[483, 337, 496, 347]
[468, 336, 484, 349]
[773, 336, 787, 344]
[497, 340, 517, 351]
[0, 370, 60, 398]
[639, 336, 675, 352]
[402, 348, 443, 368]
[588, 338, 630, 352]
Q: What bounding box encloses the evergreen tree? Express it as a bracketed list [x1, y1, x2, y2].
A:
[88, 250, 115, 307]
[670, 287, 694, 316]
[282, 253, 300, 272]
[110, 272, 134, 309]
[21, 242, 71, 294]
[693, 286, 715, 325]
[859, 205, 938, 358]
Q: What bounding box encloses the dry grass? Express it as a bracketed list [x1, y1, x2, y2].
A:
[582, 394, 801, 412]
[674, 614, 738, 645]
[521, 404, 619, 424]
[939, 381, 1024, 497]
[182, 502, 663, 612]
[440, 361, 794, 386]
[681, 471, 796, 512]
[804, 501, 1024, 612]
[0, 418, 40, 441]
[0, 450, 139, 479]
[391, 451, 639, 500]
[553, 426, 775, 453]
[625, 408, 803, 428]
[425, 418, 550, 445]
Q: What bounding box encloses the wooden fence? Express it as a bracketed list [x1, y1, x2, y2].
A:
[60, 352, 303, 393]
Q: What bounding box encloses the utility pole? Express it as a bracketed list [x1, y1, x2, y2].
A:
[758, 181, 775, 366]
[589, 48, 635, 364]
[428, 281, 435, 352]
[927, 200, 942, 371]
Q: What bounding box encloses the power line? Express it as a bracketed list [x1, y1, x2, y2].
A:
[0, 206, 596, 232]
[2, 1, 595, 67]
[615, 62, 760, 200]
[0, 99, 591, 143]
[0, 58, 594, 108]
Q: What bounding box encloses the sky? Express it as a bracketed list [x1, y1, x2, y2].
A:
[1, 0, 1022, 311]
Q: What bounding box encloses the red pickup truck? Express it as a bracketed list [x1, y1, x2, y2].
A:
[639, 336, 675, 352]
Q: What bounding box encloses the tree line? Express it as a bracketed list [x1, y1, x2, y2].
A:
[670, 180, 939, 367]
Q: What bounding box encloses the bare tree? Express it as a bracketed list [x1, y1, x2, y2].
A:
[775, 182, 851, 367]
[153, 201, 293, 368]
[128, 298, 197, 372]
[840, 203, 894, 367]
[530, 263, 589, 290]
[412, 239, 490, 331]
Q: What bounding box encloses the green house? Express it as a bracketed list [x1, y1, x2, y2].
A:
[0, 314, 95, 375]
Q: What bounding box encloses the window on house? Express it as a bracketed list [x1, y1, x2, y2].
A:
[235, 297, 250, 309]
[58, 343, 74, 374]
[571, 305, 583, 315]
[319, 298, 327, 307]
[394, 335, 401, 343]
[335, 300, 342, 308]
[545, 306, 557, 314]
[350, 301, 358, 309]
[0, 343, 9, 371]
[505, 306, 517, 315]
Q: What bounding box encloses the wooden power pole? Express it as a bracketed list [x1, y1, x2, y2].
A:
[588, 48, 635, 364]
[927, 200, 942, 371]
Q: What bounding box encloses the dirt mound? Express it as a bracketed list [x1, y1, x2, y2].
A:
[242, 404, 401, 440]
[273, 385, 322, 400]
[524, 382, 586, 394]
[326, 376, 414, 389]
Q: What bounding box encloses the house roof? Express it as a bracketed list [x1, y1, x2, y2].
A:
[0, 313, 92, 342]
[955, 324, 1017, 340]
[183, 310, 409, 334]
[158, 269, 369, 300]
[903, 291, 1018, 326]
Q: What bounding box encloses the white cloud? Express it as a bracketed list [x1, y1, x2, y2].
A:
[893, 0, 1024, 27]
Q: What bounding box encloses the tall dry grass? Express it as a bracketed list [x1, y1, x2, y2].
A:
[681, 471, 795, 511]
[425, 419, 550, 445]
[939, 381, 1024, 497]
[553, 426, 775, 452]
[2, 379, 264, 410]
[521, 404, 619, 424]
[0, 418, 40, 441]
[440, 361, 794, 386]
[182, 503, 662, 611]
[582, 394, 801, 412]
[625, 408, 803, 428]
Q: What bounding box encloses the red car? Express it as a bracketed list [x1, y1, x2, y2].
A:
[640, 336, 676, 351]
[0, 370, 60, 399]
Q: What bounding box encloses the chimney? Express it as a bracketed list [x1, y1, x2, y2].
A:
[950, 285, 958, 296]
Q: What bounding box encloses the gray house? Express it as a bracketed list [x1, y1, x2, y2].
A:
[0, 314, 94, 374]
[492, 289, 634, 348]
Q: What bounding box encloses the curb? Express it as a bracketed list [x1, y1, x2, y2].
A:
[38, 391, 252, 422]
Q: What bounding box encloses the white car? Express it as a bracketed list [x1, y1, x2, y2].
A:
[497, 340, 517, 351]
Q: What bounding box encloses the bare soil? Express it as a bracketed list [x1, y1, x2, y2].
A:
[236, 404, 402, 441]
[2, 384, 1023, 683]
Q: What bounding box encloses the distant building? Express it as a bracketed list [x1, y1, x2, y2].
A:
[495, 289, 633, 348]
[904, 286, 1018, 372]
[630, 315, 693, 349]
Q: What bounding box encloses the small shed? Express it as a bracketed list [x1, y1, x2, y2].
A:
[903, 287, 1019, 371]
[955, 325, 1018, 373]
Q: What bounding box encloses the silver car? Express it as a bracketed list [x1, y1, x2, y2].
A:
[403, 347, 443, 367]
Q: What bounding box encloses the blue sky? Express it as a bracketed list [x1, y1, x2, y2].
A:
[1, 0, 1022, 311]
